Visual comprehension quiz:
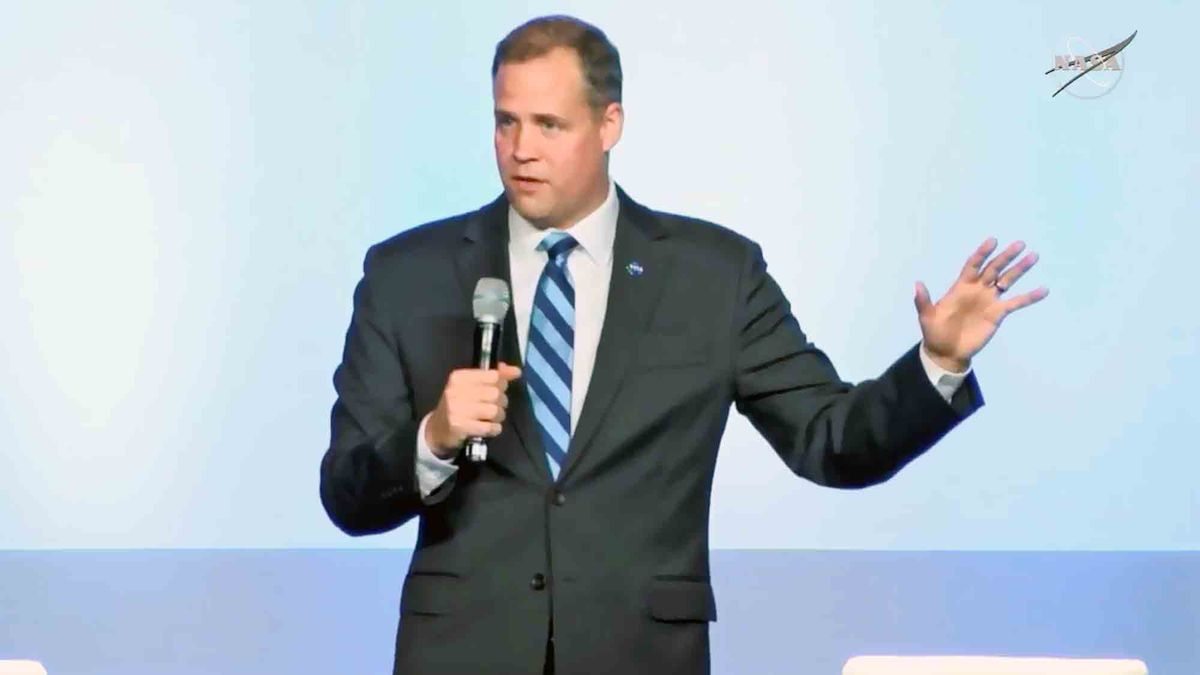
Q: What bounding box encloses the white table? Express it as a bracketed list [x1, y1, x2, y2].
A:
[0, 662, 47, 675]
[843, 656, 1148, 675]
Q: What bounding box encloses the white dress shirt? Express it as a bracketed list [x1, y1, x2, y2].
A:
[414, 182, 968, 498]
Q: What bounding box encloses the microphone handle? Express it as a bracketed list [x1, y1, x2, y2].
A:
[465, 320, 503, 462]
[473, 321, 501, 369]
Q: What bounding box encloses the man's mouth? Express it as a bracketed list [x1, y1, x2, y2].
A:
[513, 176, 545, 191]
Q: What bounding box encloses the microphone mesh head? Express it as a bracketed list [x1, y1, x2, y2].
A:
[473, 277, 511, 324]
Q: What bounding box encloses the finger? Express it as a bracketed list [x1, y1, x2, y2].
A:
[457, 418, 502, 439]
[498, 362, 523, 381]
[913, 281, 933, 317]
[468, 421, 503, 438]
[446, 370, 495, 399]
[448, 397, 499, 422]
[1001, 286, 1049, 314]
[959, 237, 999, 281]
[476, 385, 505, 404]
[980, 240, 1026, 285]
[472, 402, 503, 423]
[447, 368, 473, 387]
[454, 369, 500, 388]
[995, 251, 1039, 290]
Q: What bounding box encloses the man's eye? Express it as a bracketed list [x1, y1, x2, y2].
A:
[540, 120, 559, 130]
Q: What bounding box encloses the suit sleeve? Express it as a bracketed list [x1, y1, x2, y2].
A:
[319, 245, 456, 536]
[731, 242, 984, 488]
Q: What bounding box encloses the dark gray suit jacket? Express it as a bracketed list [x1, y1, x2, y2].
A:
[319, 186, 983, 674]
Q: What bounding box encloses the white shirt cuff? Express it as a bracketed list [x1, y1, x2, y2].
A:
[415, 413, 458, 501]
[918, 342, 971, 403]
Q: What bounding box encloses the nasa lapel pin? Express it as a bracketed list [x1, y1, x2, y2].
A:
[625, 261, 644, 277]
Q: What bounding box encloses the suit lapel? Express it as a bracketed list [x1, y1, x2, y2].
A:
[454, 196, 551, 486]
[560, 187, 673, 482]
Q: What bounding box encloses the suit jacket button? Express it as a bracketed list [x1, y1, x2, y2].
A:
[553, 491, 566, 506]
[530, 573, 546, 591]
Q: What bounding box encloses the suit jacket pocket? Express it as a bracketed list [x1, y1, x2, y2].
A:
[646, 577, 718, 623]
[636, 334, 711, 369]
[400, 572, 461, 616]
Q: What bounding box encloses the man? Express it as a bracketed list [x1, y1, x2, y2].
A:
[319, 15, 1046, 675]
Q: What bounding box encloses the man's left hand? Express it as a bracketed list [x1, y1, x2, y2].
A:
[914, 237, 1049, 373]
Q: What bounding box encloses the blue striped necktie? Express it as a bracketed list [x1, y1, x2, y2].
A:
[526, 231, 578, 480]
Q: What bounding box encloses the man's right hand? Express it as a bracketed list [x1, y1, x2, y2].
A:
[425, 362, 522, 460]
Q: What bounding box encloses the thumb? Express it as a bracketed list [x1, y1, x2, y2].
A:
[498, 361, 523, 381]
[913, 281, 933, 317]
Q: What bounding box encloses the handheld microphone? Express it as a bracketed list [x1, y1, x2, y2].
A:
[465, 277, 511, 463]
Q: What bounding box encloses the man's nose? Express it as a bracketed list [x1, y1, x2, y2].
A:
[512, 125, 537, 162]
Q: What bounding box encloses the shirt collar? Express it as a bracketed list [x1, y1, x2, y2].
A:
[508, 179, 619, 266]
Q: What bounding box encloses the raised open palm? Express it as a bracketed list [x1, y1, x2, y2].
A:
[915, 238, 1049, 372]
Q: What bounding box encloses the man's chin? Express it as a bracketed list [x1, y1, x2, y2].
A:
[507, 195, 554, 227]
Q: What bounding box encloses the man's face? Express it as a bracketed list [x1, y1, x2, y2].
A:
[493, 47, 623, 230]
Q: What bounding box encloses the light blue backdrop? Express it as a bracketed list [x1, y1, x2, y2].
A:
[2, 1, 1196, 551]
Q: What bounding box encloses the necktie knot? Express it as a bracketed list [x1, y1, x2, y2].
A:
[538, 232, 578, 265]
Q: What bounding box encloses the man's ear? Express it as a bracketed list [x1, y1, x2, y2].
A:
[600, 102, 624, 152]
